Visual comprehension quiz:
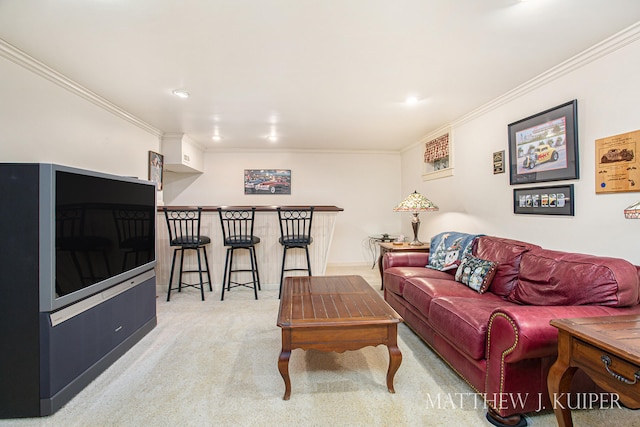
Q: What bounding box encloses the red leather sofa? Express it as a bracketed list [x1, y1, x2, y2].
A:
[383, 235, 640, 426]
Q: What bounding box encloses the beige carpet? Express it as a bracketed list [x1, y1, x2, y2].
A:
[1, 265, 637, 427]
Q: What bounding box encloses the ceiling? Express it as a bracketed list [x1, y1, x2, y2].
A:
[1, 1, 640, 152]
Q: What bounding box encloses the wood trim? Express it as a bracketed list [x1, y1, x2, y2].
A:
[158, 205, 343, 212]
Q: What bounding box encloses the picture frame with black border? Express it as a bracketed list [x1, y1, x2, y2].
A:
[508, 100, 579, 185]
[493, 150, 505, 174]
[513, 184, 574, 216]
[148, 151, 164, 191]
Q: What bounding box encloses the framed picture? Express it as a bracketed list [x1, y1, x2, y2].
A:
[493, 150, 505, 174]
[595, 129, 640, 194]
[508, 100, 578, 185]
[513, 184, 574, 216]
[148, 151, 164, 191]
[244, 169, 291, 194]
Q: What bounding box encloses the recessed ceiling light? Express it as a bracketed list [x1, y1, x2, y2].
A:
[212, 127, 222, 141]
[172, 89, 190, 99]
[266, 125, 278, 142]
[405, 95, 420, 105]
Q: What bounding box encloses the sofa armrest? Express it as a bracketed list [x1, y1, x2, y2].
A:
[383, 252, 430, 270]
[486, 305, 638, 363]
[484, 304, 640, 416]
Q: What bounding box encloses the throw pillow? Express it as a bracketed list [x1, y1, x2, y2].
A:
[427, 232, 482, 272]
[455, 254, 498, 293]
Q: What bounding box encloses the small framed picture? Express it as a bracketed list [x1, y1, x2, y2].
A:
[514, 184, 574, 216]
[148, 151, 164, 191]
[493, 150, 505, 174]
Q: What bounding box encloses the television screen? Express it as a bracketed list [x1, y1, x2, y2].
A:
[55, 170, 156, 299]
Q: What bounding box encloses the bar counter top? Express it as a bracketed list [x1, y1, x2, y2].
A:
[157, 205, 343, 212]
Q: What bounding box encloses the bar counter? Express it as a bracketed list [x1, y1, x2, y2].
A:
[155, 205, 343, 295]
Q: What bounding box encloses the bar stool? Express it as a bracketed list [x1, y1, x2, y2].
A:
[217, 207, 261, 300]
[277, 207, 314, 298]
[163, 207, 212, 301]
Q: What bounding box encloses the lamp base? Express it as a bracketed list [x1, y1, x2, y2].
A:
[409, 213, 423, 246]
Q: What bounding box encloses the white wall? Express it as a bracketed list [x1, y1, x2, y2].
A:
[400, 34, 640, 264]
[0, 50, 403, 267]
[0, 56, 160, 180]
[162, 150, 402, 265]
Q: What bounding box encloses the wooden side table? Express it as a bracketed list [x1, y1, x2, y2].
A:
[548, 315, 640, 427]
[377, 242, 429, 289]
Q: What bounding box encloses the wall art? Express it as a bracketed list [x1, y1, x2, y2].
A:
[148, 151, 164, 191]
[508, 100, 578, 185]
[493, 150, 505, 174]
[595, 129, 640, 194]
[513, 184, 574, 216]
[244, 169, 291, 194]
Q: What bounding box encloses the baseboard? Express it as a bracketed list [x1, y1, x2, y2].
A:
[326, 262, 372, 269]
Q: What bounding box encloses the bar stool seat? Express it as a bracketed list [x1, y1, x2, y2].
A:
[218, 207, 261, 300]
[163, 207, 212, 301]
[277, 207, 314, 298]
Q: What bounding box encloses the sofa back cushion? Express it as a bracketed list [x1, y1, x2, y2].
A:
[473, 236, 540, 297]
[508, 249, 640, 307]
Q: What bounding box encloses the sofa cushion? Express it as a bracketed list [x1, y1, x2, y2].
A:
[474, 236, 540, 297]
[384, 266, 454, 296]
[508, 249, 640, 307]
[429, 296, 508, 360]
[401, 277, 481, 318]
[427, 231, 481, 272]
[455, 254, 498, 293]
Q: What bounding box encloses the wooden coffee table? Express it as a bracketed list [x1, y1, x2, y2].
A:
[277, 275, 403, 400]
[548, 315, 640, 427]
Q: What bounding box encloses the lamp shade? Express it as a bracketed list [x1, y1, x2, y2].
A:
[624, 201, 640, 219]
[393, 191, 439, 212]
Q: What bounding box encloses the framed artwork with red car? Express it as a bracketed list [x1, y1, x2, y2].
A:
[508, 100, 579, 185]
[244, 169, 291, 194]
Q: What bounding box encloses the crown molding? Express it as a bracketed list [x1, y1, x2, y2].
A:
[203, 146, 399, 155]
[0, 38, 163, 137]
[403, 21, 640, 153]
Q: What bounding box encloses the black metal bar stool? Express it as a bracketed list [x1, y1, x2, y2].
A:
[277, 207, 314, 298]
[217, 207, 261, 300]
[163, 207, 212, 301]
[112, 205, 154, 271]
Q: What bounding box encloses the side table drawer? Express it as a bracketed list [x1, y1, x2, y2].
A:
[573, 339, 640, 406]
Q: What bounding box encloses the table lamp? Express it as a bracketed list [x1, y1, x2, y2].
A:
[393, 191, 439, 246]
[624, 201, 640, 219]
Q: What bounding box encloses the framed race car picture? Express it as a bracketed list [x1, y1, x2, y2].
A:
[244, 169, 291, 194]
[508, 100, 579, 185]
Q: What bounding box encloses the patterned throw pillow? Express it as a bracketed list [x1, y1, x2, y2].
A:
[454, 254, 498, 294]
[427, 232, 481, 271]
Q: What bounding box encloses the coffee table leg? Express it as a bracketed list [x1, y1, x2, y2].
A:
[386, 325, 402, 393]
[278, 349, 291, 400]
[278, 329, 292, 400]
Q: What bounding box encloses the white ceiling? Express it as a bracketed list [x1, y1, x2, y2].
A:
[1, 0, 640, 152]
